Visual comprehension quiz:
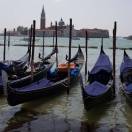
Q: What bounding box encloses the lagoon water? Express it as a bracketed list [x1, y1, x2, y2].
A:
[0, 36, 132, 131]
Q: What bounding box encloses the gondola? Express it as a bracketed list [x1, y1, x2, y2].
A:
[0, 46, 56, 95]
[0, 18, 57, 95]
[1, 49, 30, 75]
[2, 27, 31, 75]
[0, 47, 56, 94]
[0, 50, 30, 94]
[80, 45, 115, 110]
[120, 50, 132, 103]
[5, 45, 84, 106]
[11, 49, 30, 70]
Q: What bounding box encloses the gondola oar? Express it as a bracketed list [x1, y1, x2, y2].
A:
[113, 21, 117, 96]
[55, 21, 58, 67]
[85, 31, 88, 83]
[67, 18, 72, 94]
[31, 20, 36, 80]
[3, 28, 6, 62]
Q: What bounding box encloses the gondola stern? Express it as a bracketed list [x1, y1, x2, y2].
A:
[124, 50, 128, 57]
[79, 74, 85, 91]
[100, 45, 105, 55]
[78, 45, 83, 53]
[78, 44, 81, 50]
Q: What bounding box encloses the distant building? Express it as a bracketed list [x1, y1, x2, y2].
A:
[77, 28, 109, 38]
[36, 5, 109, 38]
[125, 35, 132, 40]
[17, 26, 28, 35]
[1, 5, 109, 38]
[40, 5, 46, 29]
[36, 13, 76, 37]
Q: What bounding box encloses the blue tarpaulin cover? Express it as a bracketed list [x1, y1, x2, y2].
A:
[120, 52, 132, 74]
[17, 79, 53, 92]
[125, 83, 132, 92]
[90, 52, 112, 74]
[84, 81, 108, 96]
[70, 67, 79, 77]
[0, 76, 2, 86]
[0, 62, 11, 72]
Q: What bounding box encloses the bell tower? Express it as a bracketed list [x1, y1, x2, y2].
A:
[40, 5, 46, 29]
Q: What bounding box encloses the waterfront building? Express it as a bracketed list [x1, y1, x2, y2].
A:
[2, 5, 109, 38]
[40, 5, 46, 29]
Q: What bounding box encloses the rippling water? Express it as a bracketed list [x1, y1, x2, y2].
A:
[0, 36, 132, 132]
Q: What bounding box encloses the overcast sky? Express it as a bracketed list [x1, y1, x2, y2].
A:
[0, 0, 131, 36]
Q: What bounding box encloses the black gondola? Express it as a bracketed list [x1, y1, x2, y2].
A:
[0, 50, 30, 93]
[11, 49, 30, 69]
[80, 46, 114, 110]
[1, 49, 30, 74]
[120, 50, 132, 103]
[0, 47, 56, 95]
[5, 46, 84, 106]
[0, 19, 56, 95]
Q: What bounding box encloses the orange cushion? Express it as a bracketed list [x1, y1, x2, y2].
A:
[58, 63, 76, 72]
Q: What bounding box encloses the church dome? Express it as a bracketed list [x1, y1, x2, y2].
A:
[59, 18, 65, 27]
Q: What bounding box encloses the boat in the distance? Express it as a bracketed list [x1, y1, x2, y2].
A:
[0, 50, 30, 94]
[0, 46, 56, 95]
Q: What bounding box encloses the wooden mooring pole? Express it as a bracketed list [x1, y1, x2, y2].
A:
[3, 28, 6, 62]
[67, 18, 72, 94]
[31, 20, 36, 80]
[55, 21, 58, 67]
[113, 21, 117, 96]
[28, 25, 33, 63]
[85, 31, 88, 83]
[42, 31, 45, 58]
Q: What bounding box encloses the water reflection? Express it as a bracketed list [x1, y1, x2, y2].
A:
[81, 103, 112, 131]
[1, 79, 131, 132]
[122, 99, 132, 131]
[4, 108, 39, 131]
[3, 92, 68, 131]
[83, 103, 111, 123]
